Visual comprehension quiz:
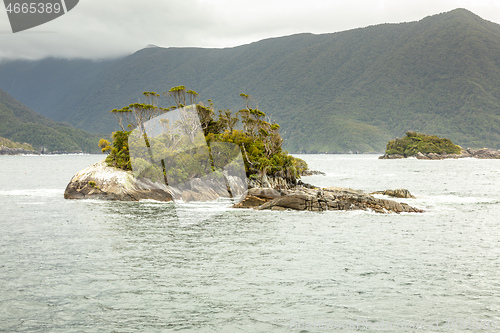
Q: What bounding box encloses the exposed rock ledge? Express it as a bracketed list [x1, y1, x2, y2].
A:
[234, 186, 422, 214]
[65, 161, 422, 214]
[370, 189, 416, 199]
[380, 148, 500, 160]
[301, 169, 326, 176]
[65, 161, 244, 202]
[64, 161, 173, 201]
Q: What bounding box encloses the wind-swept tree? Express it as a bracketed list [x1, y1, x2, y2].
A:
[103, 88, 308, 182]
[168, 85, 186, 107]
[187, 89, 198, 105]
[110, 107, 131, 131]
[240, 93, 251, 110]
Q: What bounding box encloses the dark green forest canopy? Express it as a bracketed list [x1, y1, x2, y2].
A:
[0, 89, 101, 153]
[385, 131, 462, 157]
[104, 88, 308, 182]
[2, 9, 500, 152]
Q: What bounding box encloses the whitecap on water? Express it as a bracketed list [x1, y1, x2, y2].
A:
[418, 194, 497, 205]
[0, 189, 61, 197]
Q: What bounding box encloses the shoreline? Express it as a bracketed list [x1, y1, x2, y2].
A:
[63, 160, 423, 214]
[379, 148, 500, 160]
[0, 148, 97, 156]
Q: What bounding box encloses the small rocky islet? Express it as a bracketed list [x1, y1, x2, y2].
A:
[64, 94, 500, 215]
[64, 130, 500, 214]
[380, 147, 500, 160]
[379, 131, 500, 160]
[64, 161, 423, 214]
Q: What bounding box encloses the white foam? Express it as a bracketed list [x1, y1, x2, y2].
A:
[418, 194, 497, 205]
[0, 189, 61, 197]
[174, 199, 235, 212]
[137, 199, 174, 204]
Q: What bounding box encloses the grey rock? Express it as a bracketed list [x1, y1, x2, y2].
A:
[415, 152, 429, 160]
[247, 187, 282, 199]
[371, 189, 416, 199]
[64, 161, 173, 201]
[181, 190, 199, 202]
[66, 161, 423, 214]
[381, 148, 500, 160]
[258, 193, 309, 211]
[379, 154, 405, 159]
[234, 195, 268, 208]
[301, 169, 326, 176]
[243, 185, 423, 214]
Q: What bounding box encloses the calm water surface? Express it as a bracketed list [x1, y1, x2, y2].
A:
[0, 154, 499, 332]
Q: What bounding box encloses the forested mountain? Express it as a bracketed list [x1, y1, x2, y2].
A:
[1, 8, 500, 152]
[0, 89, 101, 152]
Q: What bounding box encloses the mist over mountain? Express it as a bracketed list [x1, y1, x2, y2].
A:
[1, 8, 499, 152]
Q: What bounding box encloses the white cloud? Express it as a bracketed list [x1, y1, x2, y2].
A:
[0, 0, 499, 60]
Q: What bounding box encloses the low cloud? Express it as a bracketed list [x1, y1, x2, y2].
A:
[1, 0, 499, 60]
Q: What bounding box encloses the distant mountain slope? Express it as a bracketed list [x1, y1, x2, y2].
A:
[1, 8, 500, 152]
[0, 58, 113, 122]
[0, 136, 33, 150]
[0, 89, 102, 153]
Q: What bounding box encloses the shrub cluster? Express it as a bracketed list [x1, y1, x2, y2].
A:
[102, 87, 308, 182]
[385, 131, 462, 157]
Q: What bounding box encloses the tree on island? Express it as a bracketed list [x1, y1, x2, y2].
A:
[101, 86, 308, 184]
[385, 131, 462, 157]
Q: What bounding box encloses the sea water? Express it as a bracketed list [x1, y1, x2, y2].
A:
[0, 154, 499, 332]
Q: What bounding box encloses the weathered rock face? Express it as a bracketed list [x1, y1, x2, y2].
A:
[64, 161, 245, 202]
[371, 189, 416, 199]
[236, 195, 268, 208]
[64, 161, 173, 201]
[66, 161, 422, 214]
[380, 148, 500, 160]
[247, 187, 282, 199]
[301, 169, 327, 176]
[247, 174, 296, 190]
[379, 154, 405, 159]
[234, 185, 423, 214]
[465, 148, 500, 159]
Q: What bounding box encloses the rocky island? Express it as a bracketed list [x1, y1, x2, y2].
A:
[65, 160, 422, 214]
[379, 131, 500, 160]
[65, 87, 422, 214]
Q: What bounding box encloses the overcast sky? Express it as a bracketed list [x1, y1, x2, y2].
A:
[1, 0, 500, 61]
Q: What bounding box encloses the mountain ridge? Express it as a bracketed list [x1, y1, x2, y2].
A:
[1, 8, 499, 152]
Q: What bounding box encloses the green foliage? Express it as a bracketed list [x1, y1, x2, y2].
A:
[105, 89, 309, 182]
[385, 131, 462, 157]
[292, 156, 309, 174]
[105, 130, 131, 170]
[3, 9, 500, 151]
[0, 88, 101, 153]
[98, 138, 111, 153]
[168, 85, 187, 107]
